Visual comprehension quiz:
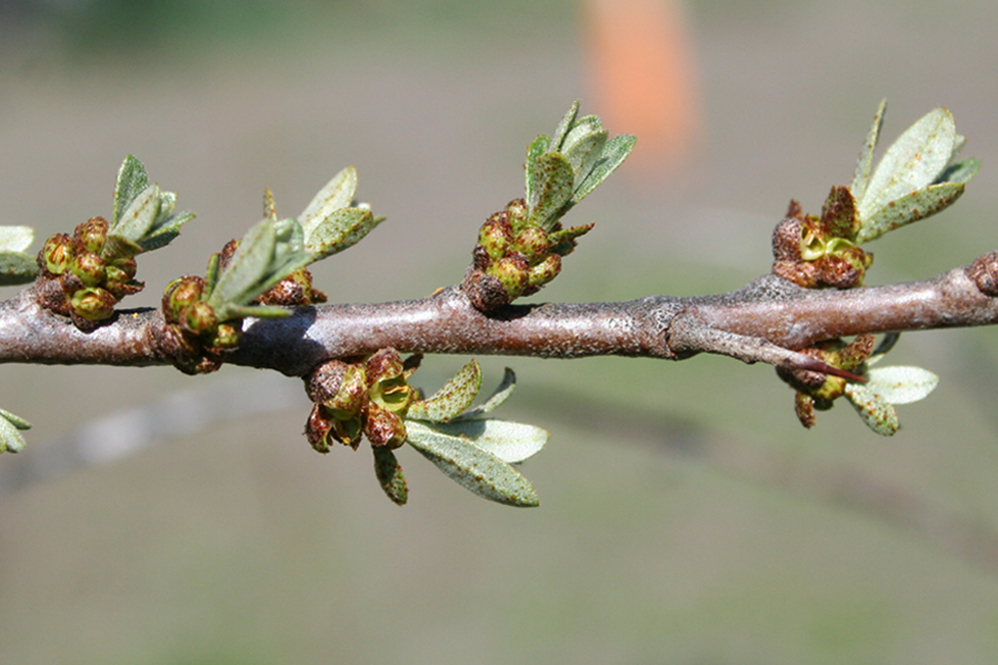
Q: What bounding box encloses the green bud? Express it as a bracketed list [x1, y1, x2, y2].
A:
[307, 361, 369, 420]
[162, 276, 205, 325]
[504, 198, 529, 233]
[74, 216, 109, 254]
[70, 251, 106, 287]
[511, 226, 549, 260]
[211, 323, 242, 350]
[40, 233, 73, 276]
[183, 300, 218, 336]
[478, 213, 512, 261]
[110, 256, 137, 279]
[488, 255, 530, 299]
[70, 287, 116, 322]
[527, 253, 561, 287]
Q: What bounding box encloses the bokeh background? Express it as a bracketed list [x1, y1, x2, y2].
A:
[2, 1, 998, 662]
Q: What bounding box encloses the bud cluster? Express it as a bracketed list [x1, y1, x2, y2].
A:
[304, 349, 420, 453]
[772, 190, 873, 290]
[36, 217, 144, 330]
[462, 198, 593, 311]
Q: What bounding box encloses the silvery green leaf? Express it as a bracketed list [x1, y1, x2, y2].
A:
[571, 133, 636, 205]
[858, 108, 957, 224]
[207, 218, 276, 309]
[263, 187, 277, 221]
[406, 424, 539, 506]
[0, 251, 39, 285]
[934, 157, 980, 185]
[455, 367, 516, 419]
[527, 152, 575, 230]
[0, 408, 31, 454]
[373, 446, 408, 506]
[524, 134, 552, 205]
[215, 303, 291, 321]
[850, 99, 887, 202]
[866, 333, 901, 366]
[0, 225, 33, 253]
[843, 383, 899, 436]
[138, 210, 195, 253]
[865, 366, 939, 404]
[113, 155, 149, 226]
[407, 419, 547, 464]
[111, 183, 161, 243]
[856, 181, 965, 243]
[550, 101, 580, 152]
[407, 359, 482, 422]
[102, 234, 144, 260]
[560, 115, 603, 152]
[298, 166, 359, 238]
[563, 129, 608, 184]
[304, 207, 381, 261]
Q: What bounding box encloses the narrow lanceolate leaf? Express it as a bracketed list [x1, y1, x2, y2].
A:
[572, 133, 636, 205]
[562, 129, 608, 183]
[527, 152, 575, 230]
[0, 408, 31, 430]
[935, 157, 981, 185]
[844, 383, 899, 436]
[858, 108, 956, 223]
[207, 218, 276, 308]
[550, 101, 580, 152]
[298, 167, 359, 238]
[407, 359, 482, 422]
[456, 367, 516, 419]
[138, 210, 195, 253]
[851, 99, 887, 202]
[0, 408, 31, 454]
[304, 207, 381, 260]
[406, 425, 540, 507]
[865, 366, 939, 404]
[0, 226, 34, 253]
[111, 183, 161, 244]
[406, 419, 547, 465]
[524, 134, 552, 206]
[373, 446, 408, 506]
[856, 181, 965, 243]
[0, 251, 39, 285]
[113, 155, 150, 226]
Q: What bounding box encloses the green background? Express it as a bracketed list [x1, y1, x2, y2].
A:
[2, 0, 998, 662]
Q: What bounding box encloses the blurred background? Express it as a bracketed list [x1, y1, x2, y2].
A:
[2, 0, 998, 662]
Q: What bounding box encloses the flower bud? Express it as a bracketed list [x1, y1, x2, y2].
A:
[305, 404, 335, 453]
[74, 217, 109, 254]
[488, 254, 530, 299]
[477, 213, 512, 261]
[307, 361, 368, 420]
[70, 287, 116, 322]
[210, 323, 242, 350]
[511, 226, 549, 260]
[162, 276, 205, 324]
[183, 300, 218, 336]
[110, 257, 138, 280]
[70, 251, 106, 287]
[527, 253, 561, 288]
[504, 198, 529, 232]
[364, 402, 407, 449]
[39, 234, 74, 276]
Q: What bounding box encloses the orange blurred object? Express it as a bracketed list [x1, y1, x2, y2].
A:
[583, 0, 701, 176]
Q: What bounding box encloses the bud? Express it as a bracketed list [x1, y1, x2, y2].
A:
[74, 217, 109, 254]
[477, 213, 512, 261]
[527, 253, 561, 288]
[110, 256, 138, 280]
[305, 404, 335, 453]
[183, 300, 218, 336]
[488, 254, 530, 299]
[511, 226, 549, 260]
[70, 287, 116, 322]
[307, 361, 368, 421]
[69, 252, 106, 287]
[504, 198, 529, 232]
[364, 402, 408, 449]
[39, 234, 74, 276]
[366, 348, 413, 415]
[162, 276, 205, 325]
[210, 323, 242, 350]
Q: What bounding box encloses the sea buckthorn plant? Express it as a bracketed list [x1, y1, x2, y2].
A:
[0, 100, 990, 507]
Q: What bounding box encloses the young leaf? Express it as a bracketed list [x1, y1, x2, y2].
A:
[858, 108, 957, 224]
[207, 219, 276, 308]
[550, 100, 580, 152]
[406, 425, 540, 507]
[571, 133, 637, 205]
[0, 226, 34, 253]
[843, 383, 899, 436]
[113, 155, 150, 226]
[0, 251, 39, 285]
[298, 167, 358, 237]
[407, 359, 482, 422]
[0, 408, 31, 454]
[138, 210, 196, 253]
[855, 181, 966, 243]
[406, 419, 547, 464]
[455, 367, 516, 419]
[865, 366, 939, 404]
[304, 207, 381, 261]
[935, 157, 981, 186]
[110, 183, 162, 245]
[524, 134, 552, 206]
[562, 129, 608, 183]
[373, 446, 408, 506]
[850, 98, 887, 202]
[527, 153, 575, 230]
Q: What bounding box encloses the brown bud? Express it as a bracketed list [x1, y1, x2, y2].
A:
[969, 252, 998, 297]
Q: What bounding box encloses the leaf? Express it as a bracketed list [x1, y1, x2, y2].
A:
[216, 304, 291, 320]
[858, 108, 957, 224]
[207, 218, 276, 308]
[111, 183, 161, 244]
[138, 210, 195, 253]
[0, 408, 31, 454]
[455, 367, 516, 419]
[407, 359, 482, 422]
[934, 157, 981, 185]
[527, 152, 575, 230]
[571, 133, 636, 205]
[0, 226, 34, 253]
[524, 134, 551, 206]
[0, 251, 39, 285]
[562, 129, 608, 184]
[0, 407, 31, 429]
[406, 424, 539, 507]
[843, 383, 899, 436]
[113, 155, 149, 226]
[850, 98, 887, 202]
[298, 166, 359, 238]
[304, 207, 381, 261]
[406, 419, 547, 464]
[550, 101, 580, 152]
[819, 186, 858, 239]
[865, 366, 939, 404]
[856, 181, 965, 243]
[373, 446, 408, 506]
